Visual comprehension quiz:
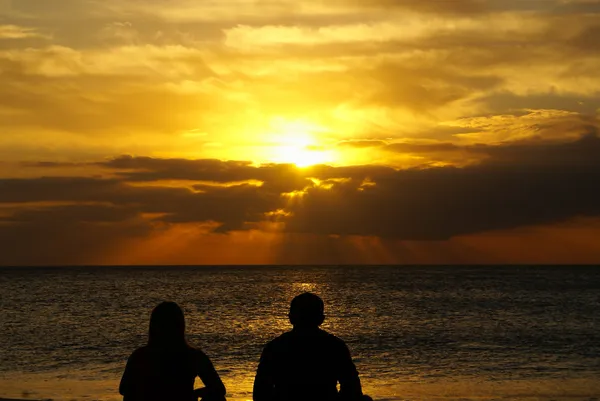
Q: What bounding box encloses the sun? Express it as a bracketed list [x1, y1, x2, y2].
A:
[274, 143, 333, 167]
[273, 139, 333, 168]
[268, 118, 336, 167]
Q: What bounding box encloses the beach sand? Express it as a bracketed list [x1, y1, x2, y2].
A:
[2, 377, 600, 401]
[0, 397, 54, 401]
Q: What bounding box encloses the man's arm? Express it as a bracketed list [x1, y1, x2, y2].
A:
[119, 352, 137, 400]
[253, 343, 275, 401]
[337, 341, 363, 401]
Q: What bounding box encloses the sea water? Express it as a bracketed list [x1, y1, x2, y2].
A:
[1, 266, 599, 401]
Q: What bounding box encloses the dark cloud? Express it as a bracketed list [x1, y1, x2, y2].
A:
[163, 183, 282, 232]
[100, 155, 313, 192]
[337, 140, 388, 148]
[340, 0, 575, 14]
[0, 177, 123, 203]
[1, 204, 138, 224]
[0, 218, 151, 265]
[286, 164, 600, 240]
[283, 133, 600, 239]
[570, 23, 600, 52]
[478, 128, 600, 166]
[555, 1, 600, 14]
[102, 156, 256, 181]
[20, 161, 84, 168]
[0, 175, 282, 233]
[2, 133, 600, 251]
[385, 142, 461, 153]
[384, 125, 600, 167]
[97, 156, 396, 184]
[476, 92, 600, 115]
[342, 0, 487, 14]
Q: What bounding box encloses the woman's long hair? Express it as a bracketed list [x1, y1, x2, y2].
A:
[148, 301, 189, 349]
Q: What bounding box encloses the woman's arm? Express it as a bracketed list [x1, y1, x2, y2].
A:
[195, 350, 227, 400]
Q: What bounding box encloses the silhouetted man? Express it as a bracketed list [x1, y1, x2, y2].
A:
[253, 293, 368, 401]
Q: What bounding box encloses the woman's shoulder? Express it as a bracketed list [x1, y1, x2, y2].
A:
[187, 346, 219, 369]
[187, 345, 209, 360]
[136, 345, 155, 355]
[126, 345, 151, 362]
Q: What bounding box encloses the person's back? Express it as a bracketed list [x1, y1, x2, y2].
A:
[253, 293, 365, 401]
[120, 345, 218, 401]
[120, 302, 226, 401]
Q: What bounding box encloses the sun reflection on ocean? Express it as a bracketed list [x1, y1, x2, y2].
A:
[291, 282, 319, 294]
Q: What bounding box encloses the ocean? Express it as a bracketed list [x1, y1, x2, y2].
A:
[0, 265, 599, 401]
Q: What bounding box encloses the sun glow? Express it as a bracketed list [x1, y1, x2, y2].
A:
[274, 144, 333, 167]
[267, 118, 336, 167]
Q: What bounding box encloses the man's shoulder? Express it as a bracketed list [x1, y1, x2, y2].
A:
[266, 329, 348, 348]
[265, 331, 293, 347]
[318, 329, 349, 348]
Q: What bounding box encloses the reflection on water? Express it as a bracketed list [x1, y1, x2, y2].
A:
[291, 281, 320, 294]
[1, 265, 600, 401]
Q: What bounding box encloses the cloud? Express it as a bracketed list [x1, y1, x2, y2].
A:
[0, 24, 47, 39]
[384, 122, 600, 163]
[569, 23, 600, 51]
[2, 0, 600, 264]
[342, 0, 600, 14]
[0, 213, 152, 265]
[2, 133, 599, 243]
[347, 0, 486, 13]
[97, 22, 140, 44]
[2, 0, 600, 165]
[475, 92, 600, 115]
[445, 109, 599, 143]
[0, 45, 221, 143]
[337, 139, 388, 148]
[3, 203, 139, 224]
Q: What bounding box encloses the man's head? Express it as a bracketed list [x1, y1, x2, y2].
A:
[289, 292, 325, 328]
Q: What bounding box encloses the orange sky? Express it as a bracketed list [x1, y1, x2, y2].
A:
[1, 0, 600, 265]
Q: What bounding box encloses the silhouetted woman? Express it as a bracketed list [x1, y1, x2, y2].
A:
[120, 302, 226, 401]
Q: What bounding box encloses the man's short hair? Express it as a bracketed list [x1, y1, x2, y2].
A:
[289, 292, 325, 327]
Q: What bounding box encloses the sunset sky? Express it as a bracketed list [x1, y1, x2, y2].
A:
[1, 0, 600, 265]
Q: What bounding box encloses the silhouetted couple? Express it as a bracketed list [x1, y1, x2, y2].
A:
[120, 293, 372, 401]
